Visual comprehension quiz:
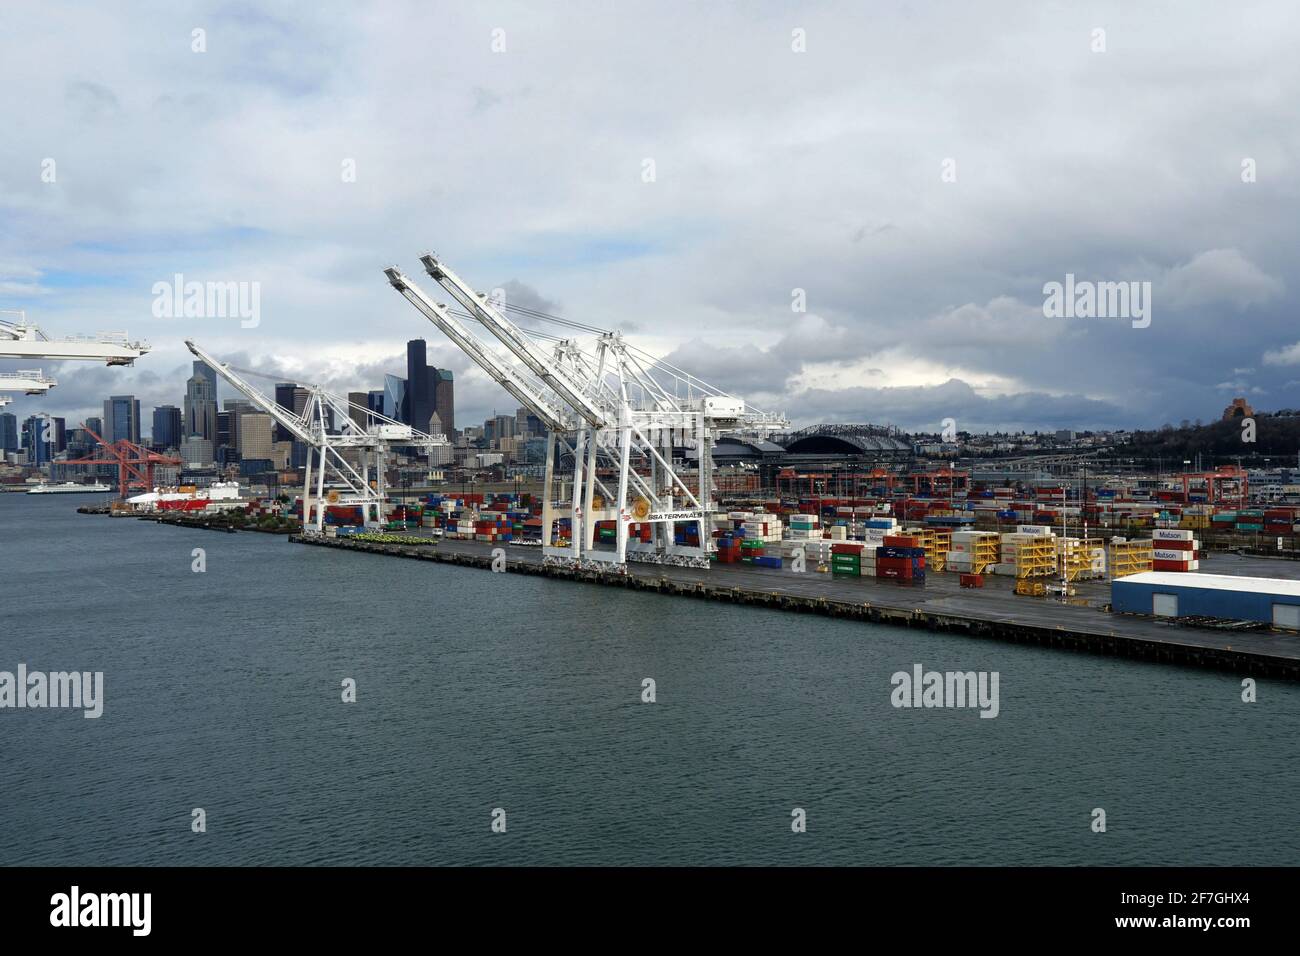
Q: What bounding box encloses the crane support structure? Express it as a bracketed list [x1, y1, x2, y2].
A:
[185, 340, 449, 534]
[63, 425, 181, 499]
[385, 251, 786, 572]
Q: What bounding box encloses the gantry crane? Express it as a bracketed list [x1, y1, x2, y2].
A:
[0, 310, 150, 365]
[385, 251, 786, 571]
[0, 369, 55, 407]
[63, 424, 182, 498]
[1, 308, 149, 409]
[185, 340, 449, 533]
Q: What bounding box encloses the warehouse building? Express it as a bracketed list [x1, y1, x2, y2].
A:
[1111, 572, 1300, 629]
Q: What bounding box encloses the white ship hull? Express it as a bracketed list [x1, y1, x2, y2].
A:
[27, 482, 113, 495]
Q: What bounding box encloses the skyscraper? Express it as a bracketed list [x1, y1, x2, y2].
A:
[383, 374, 406, 424]
[216, 409, 232, 448]
[184, 371, 217, 440]
[22, 415, 65, 464]
[404, 339, 433, 433]
[348, 391, 368, 430]
[152, 405, 182, 449]
[274, 383, 299, 441]
[238, 412, 274, 461]
[224, 399, 254, 451]
[193, 360, 217, 394]
[0, 413, 17, 453]
[433, 367, 454, 435]
[103, 396, 141, 443]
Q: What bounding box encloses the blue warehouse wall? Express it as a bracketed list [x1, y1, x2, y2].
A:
[1112, 580, 1300, 622]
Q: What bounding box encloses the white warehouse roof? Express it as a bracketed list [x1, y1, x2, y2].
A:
[1116, 571, 1300, 598]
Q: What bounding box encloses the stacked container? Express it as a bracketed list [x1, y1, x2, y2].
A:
[831, 543, 864, 577]
[1152, 528, 1200, 571]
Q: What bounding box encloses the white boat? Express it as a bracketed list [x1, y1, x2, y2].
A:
[27, 481, 113, 495]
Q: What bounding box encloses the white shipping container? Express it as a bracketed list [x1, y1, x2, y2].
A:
[1017, 525, 1052, 536]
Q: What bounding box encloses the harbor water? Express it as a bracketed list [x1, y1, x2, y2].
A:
[2, 493, 1297, 866]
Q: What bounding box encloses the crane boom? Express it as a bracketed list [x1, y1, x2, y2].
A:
[419, 253, 609, 429]
[184, 340, 317, 445]
[384, 267, 570, 433]
[0, 311, 150, 365]
[0, 369, 56, 395]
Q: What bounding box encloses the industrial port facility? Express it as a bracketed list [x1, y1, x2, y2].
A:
[26, 250, 1297, 681]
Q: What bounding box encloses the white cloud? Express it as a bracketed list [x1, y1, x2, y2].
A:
[1263, 342, 1300, 366]
[1160, 249, 1284, 311]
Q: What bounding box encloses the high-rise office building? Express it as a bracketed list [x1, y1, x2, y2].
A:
[179, 436, 214, 467]
[384, 374, 406, 424]
[193, 360, 217, 394]
[0, 412, 17, 452]
[238, 412, 274, 462]
[405, 339, 434, 435]
[84, 416, 103, 440]
[184, 371, 217, 440]
[103, 396, 141, 443]
[274, 383, 298, 441]
[22, 415, 65, 464]
[348, 391, 368, 430]
[224, 400, 254, 451]
[216, 410, 232, 450]
[433, 368, 454, 434]
[152, 405, 182, 449]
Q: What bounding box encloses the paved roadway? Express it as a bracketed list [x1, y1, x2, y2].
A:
[370, 532, 1300, 664]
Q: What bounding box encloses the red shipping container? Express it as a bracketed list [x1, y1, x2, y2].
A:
[883, 535, 919, 547]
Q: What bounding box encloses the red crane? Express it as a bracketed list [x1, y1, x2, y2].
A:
[63, 424, 182, 498]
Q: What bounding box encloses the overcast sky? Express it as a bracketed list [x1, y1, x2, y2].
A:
[2, 1, 1298, 436]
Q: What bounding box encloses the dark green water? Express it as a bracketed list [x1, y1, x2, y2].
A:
[1, 493, 1296, 865]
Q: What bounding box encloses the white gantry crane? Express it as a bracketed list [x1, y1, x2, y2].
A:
[0, 369, 55, 407]
[185, 340, 449, 533]
[1, 309, 151, 365]
[385, 251, 786, 571]
[0, 308, 149, 406]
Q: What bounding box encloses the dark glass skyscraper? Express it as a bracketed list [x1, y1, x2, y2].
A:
[274, 383, 298, 441]
[0, 412, 17, 452]
[399, 339, 454, 435]
[404, 339, 434, 432]
[152, 405, 182, 448]
[103, 395, 141, 443]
